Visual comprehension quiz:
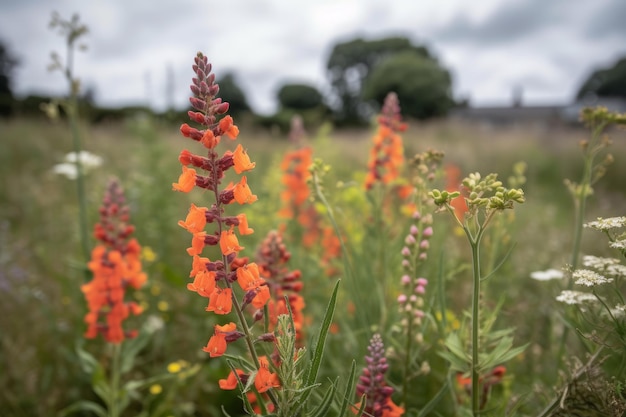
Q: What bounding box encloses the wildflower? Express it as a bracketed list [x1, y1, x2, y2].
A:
[255, 230, 306, 341]
[149, 384, 163, 395]
[584, 216, 626, 231]
[530, 268, 564, 281]
[573, 269, 613, 286]
[220, 227, 244, 255]
[53, 151, 103, 180]
[556, 290, 598, 305]
[364, 92, 405, 191]
[206, 287, 233, 315]
[82, 179, 147, 343]
[610, 239, 626, 250]
[203, 322, 238, 357]
[178, 203, 208, 233]
[255, 363, 281, 393]
[172, 166, 197, 192]
[167, 361, 183, 374]
[355, 334, 404, 417]
[233, 144, 256, 174]
[219, 369, 247, 390]
[233, 176, 258, 204]
[582, 255, 620, 270]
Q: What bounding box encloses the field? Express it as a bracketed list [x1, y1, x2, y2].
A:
[1, 110, 626, 417]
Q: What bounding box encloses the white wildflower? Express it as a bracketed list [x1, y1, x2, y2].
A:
[573, 269, 613, 286]
[530, 268, 564, 281]
[53, 151, 103, 180]
[610, 305, 626, 317]
[607, 263, 626, 278]
[584, 216, 626, 231]
[52, 162, 80, 180]
[610, 239, 626, 250]
[65, 151, 103, 168]
[582, 255, 620, 270]
[556, 290, 597, 305]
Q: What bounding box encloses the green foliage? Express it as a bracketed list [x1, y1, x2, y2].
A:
[577, 56, 626, 99]
[363, 51, 454, 120]
[277, 83, 324, 110]
[326, 36, 434, 124]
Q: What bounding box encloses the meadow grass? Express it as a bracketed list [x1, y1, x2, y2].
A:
[1, 114, 625, 416]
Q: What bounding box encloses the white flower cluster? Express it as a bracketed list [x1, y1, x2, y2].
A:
[610, 239, 626, 250]
[530, 268, 564, 281]
[584, 216, 626, 231]
[53, 151, 103, 180]
[556, 290, 597, 305]
[582, 255, 620, 270]
[573, 269, 614, 287]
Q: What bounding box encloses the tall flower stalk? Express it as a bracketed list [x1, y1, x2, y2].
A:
[431, 173, 525, 415]
[80, 178, 147, 417]
[48, 12, 91, 263]
[173, 52, 278, 408]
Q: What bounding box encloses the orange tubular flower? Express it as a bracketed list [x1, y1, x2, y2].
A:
[206, 287, 233, 315]
[178, 203, 208, 233]
[219, 369, 247, 390]
[172, 166, 197, 192]
[233, 176, 258, 204]
[255, 363, 281, 393]
[82, 179, 147, 344]
[220, 227, 244, 255]
[233, 144, 256, 174]
[203, 322, 238, 357]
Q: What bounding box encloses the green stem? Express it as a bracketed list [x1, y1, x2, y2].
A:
[469, 233, 482, 416]
[109, 343, 122, 417]
[68, 103, 90, 264]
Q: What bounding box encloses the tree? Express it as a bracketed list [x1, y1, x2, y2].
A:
[0, 39, 19, 116]
[326, 36, 433, 124]
[362, 51, 453, 120]
[577, 57, 626, 99]
[216, 72, 251, 116]
[277, 83, 323, 110]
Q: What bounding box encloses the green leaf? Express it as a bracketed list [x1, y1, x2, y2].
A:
[417, 379, 450, 417]
[338, 361, 357, 417]
[91, 364, 110, 404]
[308, 378, 337, 417]
[121, 328, 152, 374]
[437, 350, 468, 373]
[57, 400, 108, 417]
[353, 394, 366, 417]
[444, 333, 471, 363]
[75, 342, 99, 375]
[226, 359, 255, 415]
[305, 280, 340, 389]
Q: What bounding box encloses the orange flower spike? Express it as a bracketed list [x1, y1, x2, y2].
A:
[206, 287, 233, 315]
[219, 227, 244, 256]
[255, 364, 281, 393]
[219, 115, 239, 139]
[233, 176, 258, 204]
[233, 144, 256, 174]
[236, 213, 254, 235]
[178, 203, 208, 233]
[172, 166, 197, 192]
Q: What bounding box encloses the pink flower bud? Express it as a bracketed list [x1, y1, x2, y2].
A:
[397, 294, 407, 304]
[423, 227, 433, 237]
[416, 278, 428, 286]
[401, 275, 411, 285]
[410, 225, 419, 235]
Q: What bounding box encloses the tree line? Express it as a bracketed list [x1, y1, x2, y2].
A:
[2, 36, 626, 127]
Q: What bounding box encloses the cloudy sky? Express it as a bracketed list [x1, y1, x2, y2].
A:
[1, 0, 625, 114]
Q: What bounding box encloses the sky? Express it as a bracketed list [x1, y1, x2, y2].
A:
[1, 0, 625, 114]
